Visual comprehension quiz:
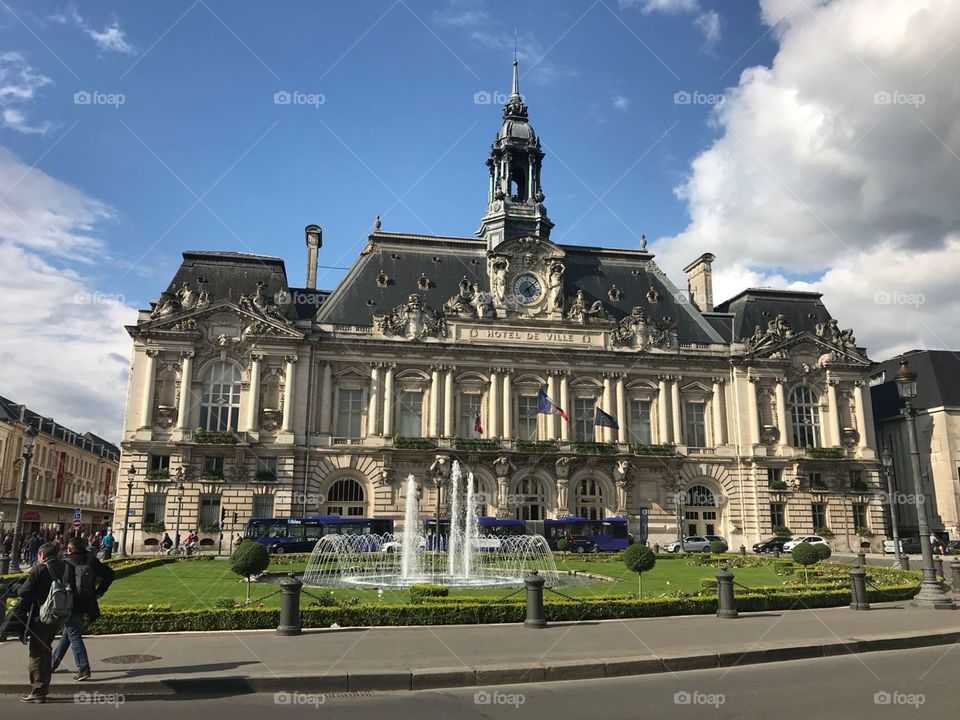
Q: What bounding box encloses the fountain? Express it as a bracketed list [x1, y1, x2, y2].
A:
[302, 461, 559, 588]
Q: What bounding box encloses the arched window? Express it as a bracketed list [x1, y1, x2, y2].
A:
[790, 386, 821, 448]
[199, 362, 242, 432]
[514, 476, 545, 521]
[684, 485, 716, 507]
[324, 478, 366, 518]
[576, 478, 605, 520]
[682, 485, 720, 538]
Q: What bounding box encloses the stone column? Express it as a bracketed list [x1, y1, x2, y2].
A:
[775, 378, 789, 447]
[658, 376, 670, 444]
[747, 375, 761, 446]
[546, 373, 558, 440]
[245, 353, 263, 432]
[319, 362, 333, 433]
[140, 349, 159, 429]
[854, 381, 874, 449]
[602, 374, 614, 443]
[826, 377, 841, 447]
[559, 372, 571, 442]
[488, 369, 500, 438]
[382, 364, 395, 436]
[281, 355, 297, 434]
[429, 366, 441, 438]
[367, 364, 380, 437]
[502, 371, 512, 440]
[443, 367, 455, 437]
[711, 378, 724, 446]
[671, 376, 682, 445]
[616, 373, 627, 444]
[176, 351, 194, 430]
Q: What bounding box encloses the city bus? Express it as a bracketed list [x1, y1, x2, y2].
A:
[542, 517, 632, 551]
[422, 516, 527, 550]
[244, 516, 394, 553]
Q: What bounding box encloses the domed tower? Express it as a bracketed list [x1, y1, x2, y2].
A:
[477, 60, 554, 251]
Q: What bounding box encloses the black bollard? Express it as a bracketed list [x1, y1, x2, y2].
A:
[524, 571, 547, 629]
[715, 562, 738, 619]
[950, 559, 960, 590]
[739, 545, 746, 556]
[277, 573, 303, 636]
[773, 548, 780, 559]
[900, 555, 910, 571]
[849, 566, 870, 610]
[857, 552, 866, 567]
[0, 555, 8, 576]
[654, 543, 660, 554]
[933, 556, 944, 581]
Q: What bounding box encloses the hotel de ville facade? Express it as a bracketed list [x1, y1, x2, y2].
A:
[117, 63, 884, 553]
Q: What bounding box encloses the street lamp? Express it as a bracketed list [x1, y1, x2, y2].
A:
[10, 424, 38, 573]
[894, 359, 954, 608]
[174, 469, 185, 551]
[119, 465, 136, 557]
[880, 446, 902, 567]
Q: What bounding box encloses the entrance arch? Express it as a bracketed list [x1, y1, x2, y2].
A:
[682, 484, 721, 537]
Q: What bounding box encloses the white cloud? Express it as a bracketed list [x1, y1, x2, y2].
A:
[0, 52, 53, 135]
[655, 0, 960, 359]
[65, 10, 136, 55]
[694, 10, 721, 47]
[621, 0, 721, 46]
[0, 147, 135, 440]
[613, 95, 630, 110]
[432, 0, 488, 27]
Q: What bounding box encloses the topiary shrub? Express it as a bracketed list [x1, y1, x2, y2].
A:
[624, 544, 656, 598]
[409, 584, 449, 604]
[699, 577, 718, 595]
[556, 538, 570, 551]
[772, 526, 793, 538]
[709, 541, 727, 554]
[771, 560, 795, 575]
[230, 540, 270, 601]
[814, 543, 832, 561]
[791, 542, 820, 582]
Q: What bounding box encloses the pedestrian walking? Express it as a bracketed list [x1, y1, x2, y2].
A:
[26, 533, 43, 566]
[160, 533, 173, 554]
[50, 538, 115, 682]
[100, 529, 114, 560]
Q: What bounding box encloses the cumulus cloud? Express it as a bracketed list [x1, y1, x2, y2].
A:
[654, 0, 960, 359]
[0, 147, 135, 440]
[0, 52, 53, 135]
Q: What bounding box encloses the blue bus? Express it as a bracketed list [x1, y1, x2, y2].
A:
[422, 517, 527, 550]
[542, 517, 632, 551]
[244, 515, 394, 553]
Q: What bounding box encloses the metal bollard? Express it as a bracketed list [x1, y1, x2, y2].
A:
[715, 563, 738, 619]
[277, 573, 303, 636]
[524, 571, 547, 629]
[739, 545, 746, 556]
[773, 548, 780, 559]
[654, 543, 660, 554]
[950, 559, 960, 589]
[933, 556, 944, 580]
[900, 555, 910, 571]
[857, 552, 866, 567]
[849, 566, 870, 610]
[0, 555, 8, 576]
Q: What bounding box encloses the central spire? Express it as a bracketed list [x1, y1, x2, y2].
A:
[511, 58, 520, 99]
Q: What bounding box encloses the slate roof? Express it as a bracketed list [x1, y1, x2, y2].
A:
[0, 394, 120, 460]
[714, 288, 833, 342]
[870, 350, 960, 421]
[315, 232, 724, 344]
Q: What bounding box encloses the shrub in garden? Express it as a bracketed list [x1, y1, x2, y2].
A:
[409, 584, 449, 604]
[791, 543, 820, 582]
[814, 544, 832, 561]
[772, 525, 793, 538]
[556, 538, 569, 551]
[699, 577, 719, 595]
[709, 541, 727, 554]
[230, 540, 271, 600]
[623, 543, 656, 598]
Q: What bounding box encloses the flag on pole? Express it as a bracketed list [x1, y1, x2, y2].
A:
[474, 412, 484, 435]
[537, 388, 569, 422]
[594, 406, 619, 430]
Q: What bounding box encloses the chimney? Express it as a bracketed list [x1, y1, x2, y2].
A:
[683, 253, 715, 312]
[304, 224, 322, 289]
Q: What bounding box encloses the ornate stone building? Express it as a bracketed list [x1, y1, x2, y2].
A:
[117, 62, 883, 552]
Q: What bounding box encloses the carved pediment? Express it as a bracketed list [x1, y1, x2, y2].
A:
[373, 293, 447, 341]
[744, 330, 868, 366]
[137, 299, 304, 341]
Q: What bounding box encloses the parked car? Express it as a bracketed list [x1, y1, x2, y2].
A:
[882, 537, 922, 555]
[564, 535, 597, 553]
[752, 537, 790, 554]
[703, 535, 728, 551]
[664, 536, 711, 553]
[782, 535, 829, 552]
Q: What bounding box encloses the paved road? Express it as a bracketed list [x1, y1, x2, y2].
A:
[4, 645, 952, 719]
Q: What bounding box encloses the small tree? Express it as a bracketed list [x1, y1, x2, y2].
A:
[624, 544, 656, 598]
[709, 540, 726, 554]
[556, 538, 569, 552]
[772, 525, 792, 538]
[813, 543, 832, 562]
[230, 539, 271, 601]
[791, 542, 819, 582]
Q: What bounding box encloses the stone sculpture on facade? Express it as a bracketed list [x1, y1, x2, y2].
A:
[546, 261, 564, 313]
[612, 306, 676, 351]
[443, 278, 475, 316]
[375, 293, 447, 340]
[489, 257, 509, 308]
[470, 283, 495, 319]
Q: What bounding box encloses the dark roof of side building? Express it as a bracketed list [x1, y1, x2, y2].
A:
[0, 394, 120, 461]
[714, 288, 833, 342]
[870, 350, 960, 421]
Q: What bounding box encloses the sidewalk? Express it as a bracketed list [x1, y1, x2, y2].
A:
[1, 601, 959, 695]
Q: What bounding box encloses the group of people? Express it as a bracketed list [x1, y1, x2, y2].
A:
[1, 536, 115, 703]
[1, 528, 116, 567]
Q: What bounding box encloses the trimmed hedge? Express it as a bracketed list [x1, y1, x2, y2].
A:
[409, 584, 449, 604]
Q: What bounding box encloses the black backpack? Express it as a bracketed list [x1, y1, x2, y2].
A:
[66, 555, 96, 600]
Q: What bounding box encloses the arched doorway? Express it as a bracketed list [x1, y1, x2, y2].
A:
[323, 477, 367, 517]
[575, 478, 606, 520]
[682, 484, 721, 537]
[513, 476, 546, 521]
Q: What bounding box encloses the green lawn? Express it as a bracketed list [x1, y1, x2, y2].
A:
[102, 556, 792, 611]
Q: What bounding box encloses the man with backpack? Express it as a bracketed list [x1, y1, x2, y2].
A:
[50, 537, 114, 681]
[16, 541, 74, 703]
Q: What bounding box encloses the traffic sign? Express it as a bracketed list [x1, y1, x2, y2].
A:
[74, 507, 82, 521]
[73, 519, 82, 528]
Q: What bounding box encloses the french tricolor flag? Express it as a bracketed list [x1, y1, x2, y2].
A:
[537, 388, 569, 422]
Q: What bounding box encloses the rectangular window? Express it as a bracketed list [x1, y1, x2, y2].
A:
[811, 503, 827, 530]
[399, 391, 424, 437]
[849, 470, 866, 490]
[143, 493, 167, 524]
[852, 504, 868, 530]
[573, 398, 594, 442]
[252, 494, 274, 519]
[809, 472, 826, 489]
[459, 394, 484, 437]
[256, 457, 277, 481]
[148, 454, 170, 476]
[628, 400, 652, 445]
[336, 388, 363, 438]
[684, 402, 707, 447]
[199, 494, 221, 527]
[770, 503, 785, 529]
[202, 456, 224, 478]
[517, 395, 539, 441]
[767, 468, 783, 485]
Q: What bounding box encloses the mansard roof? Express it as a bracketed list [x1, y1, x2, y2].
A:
[0, 394, 120, 460]
[317, 231, 723, 344]
[871, 349, 960, 420]
[715, 288, 833, 343]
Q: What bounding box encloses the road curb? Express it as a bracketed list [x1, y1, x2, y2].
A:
[1, 628, 957, 697]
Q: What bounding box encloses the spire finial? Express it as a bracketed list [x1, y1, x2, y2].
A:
[511, 56, 520, 99]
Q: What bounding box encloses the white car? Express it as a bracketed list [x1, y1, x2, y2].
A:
[782, 535, 829, 552]
[663, 536, 712, 553]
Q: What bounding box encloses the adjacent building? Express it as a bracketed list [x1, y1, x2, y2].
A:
[117, 62, 884, 553]
[0, 395, 119, 538]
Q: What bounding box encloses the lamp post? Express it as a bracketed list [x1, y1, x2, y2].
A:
[0, 510, 7, 575]
[119, 465, 136, 557]
[894, 359, 954, 608]
[173, 469, 185, 551]
[880, 447, 903, 567]
[10, 425, 38, 573]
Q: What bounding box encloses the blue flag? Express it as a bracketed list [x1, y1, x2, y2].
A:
[594, 406, 619, 430]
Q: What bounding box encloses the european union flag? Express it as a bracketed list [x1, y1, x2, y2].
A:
[594, 406, 619, 430]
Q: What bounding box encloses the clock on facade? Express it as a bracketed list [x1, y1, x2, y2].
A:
[513, 273, 543, 304]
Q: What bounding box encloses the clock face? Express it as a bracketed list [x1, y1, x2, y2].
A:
[513, 273, 543, 305]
